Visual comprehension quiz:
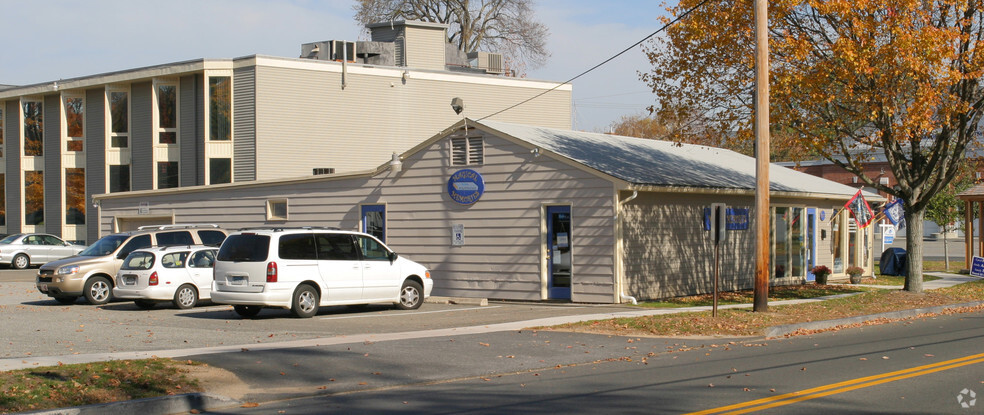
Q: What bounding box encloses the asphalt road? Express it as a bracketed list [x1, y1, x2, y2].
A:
[195, 309, 984, 414]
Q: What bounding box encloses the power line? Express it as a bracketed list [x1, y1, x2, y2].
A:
[477, 0, 717, 122]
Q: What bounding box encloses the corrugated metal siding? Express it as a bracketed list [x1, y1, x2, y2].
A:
[233, 67, 255, 182]
[404, 26, 445, 70]
[179, 75, 201, 186]
[5, 100, 20, 231]
[253, 65, 571, 180]
[370, 27, 400, 43]
[130, 82, 153, 190]
[85, 88, 105, 241]
[96, 130, 617, 303]
[43, 94, 61, 235]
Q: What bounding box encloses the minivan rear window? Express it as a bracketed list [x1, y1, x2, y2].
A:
[217, 234, 271, 262]
[121, 252, 155, 270]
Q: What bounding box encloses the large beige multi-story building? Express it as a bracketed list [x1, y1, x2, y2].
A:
[0, 20, 571, 244]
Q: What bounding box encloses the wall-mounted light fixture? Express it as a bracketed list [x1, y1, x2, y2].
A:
[531, 148, 540, 157]
[389, 152, 402, 173]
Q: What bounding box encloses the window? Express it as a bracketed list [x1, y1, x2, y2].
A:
[362, 205, 385, 242]
[157, 161, 179, 189]
[209, 158, 231, 184]
[217, 234, 270, 262]
[188, 250, 216, 268]
[24, 171, 43, 226]
[266, 199, 287, 221]
[0, 107, 4, 157]
[157, 84, 177, 144]
[451, 136, 483, 165]
[23, 101, 43, 156]
[121, 252, 155, 270]
[357, 235, 390, 261]
[196, 230, 227, 246]
[65, 97, 84, 152]
[109, 164, 130, 193]
[279, 234, 318, 260]
[315, 234, 359, 261]
[118, 234, 152, 258]
[65, 168, 85, 225]
[155, 231, 194, 246]
[209, 77, 231, 141]
[110, 91, 129, 148]
[161, 252, 189, 268]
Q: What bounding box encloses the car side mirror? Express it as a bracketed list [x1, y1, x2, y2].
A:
[389, 252, 398, 263]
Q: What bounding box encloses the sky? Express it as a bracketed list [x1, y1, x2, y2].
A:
[0, 0, 671, 132]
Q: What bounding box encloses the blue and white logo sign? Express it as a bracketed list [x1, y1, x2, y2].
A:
[447, 169, 485, 205]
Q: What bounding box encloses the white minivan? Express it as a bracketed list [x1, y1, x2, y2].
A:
[211, 227, 432, 318]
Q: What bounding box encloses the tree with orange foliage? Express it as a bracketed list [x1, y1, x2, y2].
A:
[643, 0, 984, 292]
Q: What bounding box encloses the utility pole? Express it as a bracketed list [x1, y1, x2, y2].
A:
[753, 0, 770, 312]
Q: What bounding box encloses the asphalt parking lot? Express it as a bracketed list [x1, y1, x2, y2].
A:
[0, 268, 637, 364]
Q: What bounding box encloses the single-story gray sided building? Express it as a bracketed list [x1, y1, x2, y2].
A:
[93, 119, 880, 303]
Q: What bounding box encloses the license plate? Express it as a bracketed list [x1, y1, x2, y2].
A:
[230, 276, 247, 286]
[39, 283, 47, 292]
[123, 275, 137, 285]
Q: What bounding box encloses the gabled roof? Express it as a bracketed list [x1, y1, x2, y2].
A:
[476, 119, 870, 199]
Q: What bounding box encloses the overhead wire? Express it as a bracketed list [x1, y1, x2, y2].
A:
[476, 0, 717, 122]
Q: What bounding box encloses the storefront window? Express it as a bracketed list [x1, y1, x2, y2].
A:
[772, 207, 806, 279]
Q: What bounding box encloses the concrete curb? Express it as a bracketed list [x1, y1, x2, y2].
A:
[764, 300, 984, 338]
[425, 296, 489, 306]
[21, 392, 239, 415]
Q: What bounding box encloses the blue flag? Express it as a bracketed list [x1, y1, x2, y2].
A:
[883, 198, 906, 230]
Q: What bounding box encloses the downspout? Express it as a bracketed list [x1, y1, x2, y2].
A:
[617, 190, 639, 305]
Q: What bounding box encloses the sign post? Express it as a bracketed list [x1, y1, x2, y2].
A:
[709, 203, 727, 317]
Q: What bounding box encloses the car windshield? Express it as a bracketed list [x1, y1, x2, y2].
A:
[78, 234, 129, 256]
[0, 234, 24, 244]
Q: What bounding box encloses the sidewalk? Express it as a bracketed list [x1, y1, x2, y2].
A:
[24, 273, 984, 415]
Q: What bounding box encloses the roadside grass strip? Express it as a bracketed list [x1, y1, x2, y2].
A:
[685, 352, 984, 414]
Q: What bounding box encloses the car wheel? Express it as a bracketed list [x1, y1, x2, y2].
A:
[396, 280, 423, 310]
[54, 296, 77, 305]
[172, 284, 199, 309]
[233, 305, 262, 318]
[291, 284, 320, 318]
[134, 300, 156, 309]
[83, 276, 113, 305]
[12, 254, 29, 270]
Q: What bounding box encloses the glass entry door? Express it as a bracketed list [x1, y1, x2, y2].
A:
[546, 206, 572, 300]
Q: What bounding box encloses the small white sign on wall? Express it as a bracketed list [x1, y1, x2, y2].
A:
[138, 202, 150, 215]
[451, 224, 465, 246]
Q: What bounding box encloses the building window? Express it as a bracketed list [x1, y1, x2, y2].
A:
[23, 101, 43, 157]
[451, 136, 483, 165]
[209, 158, 231, 184]
[65, 168, 85, 225]
[64, 97, 85, 152]
[157, 161, 179, 189]
[24, 171, 43, 226]
[109, 164, 130, 193]
[110, 91, 129, 148]
[209, 77, 231, 141]
[0, 174, 5, 225]
[266, 199, 288, 221]
[0, 107, 4, 157]
[157, 84, 177, 144]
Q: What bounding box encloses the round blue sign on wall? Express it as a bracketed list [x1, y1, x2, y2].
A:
[447, 169, 485, 205]
[820, 210, 826, 221]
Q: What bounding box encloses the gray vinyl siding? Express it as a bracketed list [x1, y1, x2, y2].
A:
[253, 65, 571, 180]
[43, 94, 61, 235]
[180, 74, 203, 186]
[131, 82, 153, 190]
[370, 27, 400, 43]
[95, 130, 617, 303]
[85, 88, 105, 240]
[233, 66, 255, 182]
[5, 100, 20, 231]
[404, 26, 445, 70]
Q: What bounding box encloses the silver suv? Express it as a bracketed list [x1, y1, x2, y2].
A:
[37, 225, 227, 305]
[211, 227, 432, 318]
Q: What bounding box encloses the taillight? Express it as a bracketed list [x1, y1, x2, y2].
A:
[266, 262, 278, 283]
[149, 272, 159, 286]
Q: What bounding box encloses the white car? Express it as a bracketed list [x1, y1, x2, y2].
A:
[113, 245, 218, 309]
[211, 227, 432, 318]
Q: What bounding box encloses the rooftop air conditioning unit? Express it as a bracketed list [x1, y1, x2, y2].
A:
[467, 52, 504, 74]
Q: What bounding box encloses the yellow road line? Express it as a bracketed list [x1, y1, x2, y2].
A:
[686, 352, 984, 415]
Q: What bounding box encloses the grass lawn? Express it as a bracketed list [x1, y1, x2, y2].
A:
[0, 359, 203, 413]
[548, 279, 984, 338]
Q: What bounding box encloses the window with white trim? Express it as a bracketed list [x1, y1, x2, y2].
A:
[109, 90, 129, 148]
[266, 199, 288, 221]
[64, 96, 84, 152]
[156, 83, 177, 144]
[451, 136, 483, 166]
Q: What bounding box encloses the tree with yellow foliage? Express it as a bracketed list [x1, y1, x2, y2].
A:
[644, 0, 984, 292]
